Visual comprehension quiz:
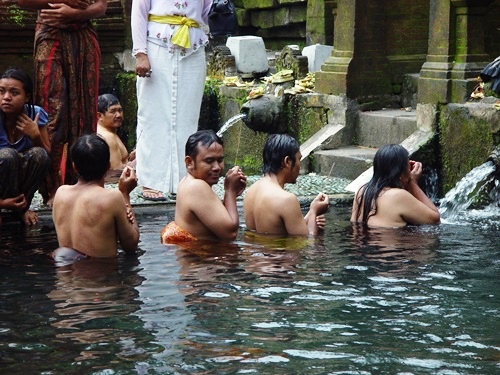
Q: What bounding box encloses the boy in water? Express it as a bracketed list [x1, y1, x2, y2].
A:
[244, 133, 329, 236]
[97, 94, 135, 182]
[52, 134, 140, 262]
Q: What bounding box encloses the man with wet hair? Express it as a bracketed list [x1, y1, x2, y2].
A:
[161, 129, 247, 243]
[244, 133, 329, 236]
[52, 134, 140, 262]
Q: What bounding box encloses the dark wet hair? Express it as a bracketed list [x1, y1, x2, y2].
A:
[1, 68, 35, 117]
[262, 133, 300, 175]
[354, 144, 409, 223]
[185, 129, 223, 159]
[98, 93, 120, 114]
[71, 134, 110, 181]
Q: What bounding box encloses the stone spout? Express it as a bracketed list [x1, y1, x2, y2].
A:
[487, 145, 500, 167]
[240, 95, 287, 134]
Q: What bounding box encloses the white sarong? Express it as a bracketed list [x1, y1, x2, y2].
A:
[135, 43, 206, 194]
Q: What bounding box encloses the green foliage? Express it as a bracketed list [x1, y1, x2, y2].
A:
[8, 5, 27, 27]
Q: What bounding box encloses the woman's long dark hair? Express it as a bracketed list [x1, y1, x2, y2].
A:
[354, 144, 409, 222]
[1, 68, 35, 117]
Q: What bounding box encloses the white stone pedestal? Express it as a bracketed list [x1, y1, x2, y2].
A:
[226, 36, 269, 75]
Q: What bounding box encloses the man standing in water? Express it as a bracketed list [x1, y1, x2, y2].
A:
[161, 130, 247, 243]
[52, 134, 139, 262]
[244, 133, 329, 236]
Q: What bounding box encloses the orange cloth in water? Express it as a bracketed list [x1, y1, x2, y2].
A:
[161, 221, 197, 244]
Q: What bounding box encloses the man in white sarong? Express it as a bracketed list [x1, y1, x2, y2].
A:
[131, 0, 212, 201]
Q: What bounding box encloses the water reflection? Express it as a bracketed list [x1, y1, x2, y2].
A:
[347, 222, 440, 274]
[46, 254, 151, 368]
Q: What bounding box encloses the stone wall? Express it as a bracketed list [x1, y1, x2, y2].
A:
[439, 102, 500, 192]
[234, 0, 308, 50]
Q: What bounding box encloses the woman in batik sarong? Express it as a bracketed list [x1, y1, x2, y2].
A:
[18, 0, 107, 206]
[0, 68, 50, 225]
[131, 0, 212, 201]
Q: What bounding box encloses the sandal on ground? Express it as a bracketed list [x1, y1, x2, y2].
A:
[138, 188, 167, 201]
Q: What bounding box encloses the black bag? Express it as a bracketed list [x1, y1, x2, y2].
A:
[480, 56, 500, 93]
[208, 0, 238, 37]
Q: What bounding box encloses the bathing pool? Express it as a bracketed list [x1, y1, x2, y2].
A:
[0, 204, 499, 374]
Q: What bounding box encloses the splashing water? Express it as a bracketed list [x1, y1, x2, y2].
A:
[439, 161, 497, 220]
[216, 113, 247, 137]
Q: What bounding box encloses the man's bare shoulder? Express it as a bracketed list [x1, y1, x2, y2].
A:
[178, 175, 213, 195]
[256, 179, 295, 197]
[55, 184, 121, 206]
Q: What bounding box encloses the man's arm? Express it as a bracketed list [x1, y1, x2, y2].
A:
[18, 0, 89, 10]
[188, 170, 244, 240]
[303, 193, 330, 235]
[115, 167, 139, 253]
[280, 194, 310, 236]
[19, 0, 107, 24]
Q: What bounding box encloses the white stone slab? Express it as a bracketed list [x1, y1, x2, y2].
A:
[302, 44, 333, 72]
[226, 36, 269, 74]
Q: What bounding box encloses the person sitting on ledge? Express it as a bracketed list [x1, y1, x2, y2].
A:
[161, 130, 247, 243]
[97, 94, 136, 183]
[52, 134, 140, 262]
[243, 133, 329, 236]
[0, 68, 50, 225]
[350, 143, 441, 228]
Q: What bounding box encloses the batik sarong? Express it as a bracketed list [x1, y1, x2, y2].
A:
[0, 147, 50, 208]
[34, 22, 100, 197]
[161, 221, 197, 244]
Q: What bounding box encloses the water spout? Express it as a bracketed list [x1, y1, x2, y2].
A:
[240, 94, 287, 133]
[217, 113, 247, 137]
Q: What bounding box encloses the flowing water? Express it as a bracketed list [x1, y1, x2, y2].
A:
[439, 161, 498, 221]
[0, 202, 499, 374]
[216, 113, 247, 137]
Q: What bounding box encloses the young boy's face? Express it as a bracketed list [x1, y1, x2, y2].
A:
[98, 104, 123, 130]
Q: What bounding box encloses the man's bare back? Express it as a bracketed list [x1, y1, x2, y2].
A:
[244, 177, 304, 235]
[243, 134, 329, 236]
[52, 135, 139, 258]
[53, 183, 136, 257]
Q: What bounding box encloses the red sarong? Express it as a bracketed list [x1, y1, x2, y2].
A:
[161, 222, 197, 244]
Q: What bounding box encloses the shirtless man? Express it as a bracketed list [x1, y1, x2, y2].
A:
[244, 133, 329, 236]
[161, 130, 247, 243]
[52, 134, 140, 261]
[350, 144, 440, 227]
[97, 94, 136, 182]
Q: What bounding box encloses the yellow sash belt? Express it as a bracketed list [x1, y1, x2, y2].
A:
[148, 14, 199, 49]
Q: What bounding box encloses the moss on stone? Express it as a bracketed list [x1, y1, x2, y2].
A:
[116, 72, 138, 151]
[439, 104, 494, 193]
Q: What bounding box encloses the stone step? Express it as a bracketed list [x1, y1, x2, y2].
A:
[300, 123, 345, 161]
[312, 146, 378, 180]
[357, 108, 417, 148]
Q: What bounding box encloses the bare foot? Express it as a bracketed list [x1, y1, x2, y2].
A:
[21, 210, 39, 225]
[139, 187, 166, 201]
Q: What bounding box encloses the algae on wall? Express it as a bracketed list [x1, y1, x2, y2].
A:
[439, 103, 496, 193]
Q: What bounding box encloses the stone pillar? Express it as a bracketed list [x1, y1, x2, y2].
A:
[315, 0, 392, 100]
[450, 0, 494, 102]
[306, 0, 335, 46]
[418, 0, 494, 104]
